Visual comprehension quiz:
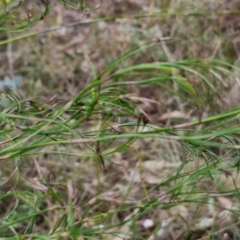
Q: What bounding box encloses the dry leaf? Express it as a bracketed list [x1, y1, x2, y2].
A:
[143, 160, 180, 171]
[28, 177, 48, 192]
[159, 111, 188, 121]
[216, 196, 232, 209]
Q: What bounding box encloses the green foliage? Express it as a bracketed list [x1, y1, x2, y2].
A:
[0, 1, 240, 239]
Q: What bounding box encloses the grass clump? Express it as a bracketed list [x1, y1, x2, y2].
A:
[1, 1, 240, 240]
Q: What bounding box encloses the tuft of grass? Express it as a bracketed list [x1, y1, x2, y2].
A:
[0, 40, 240, 238]
[1, 1, 240, 239]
